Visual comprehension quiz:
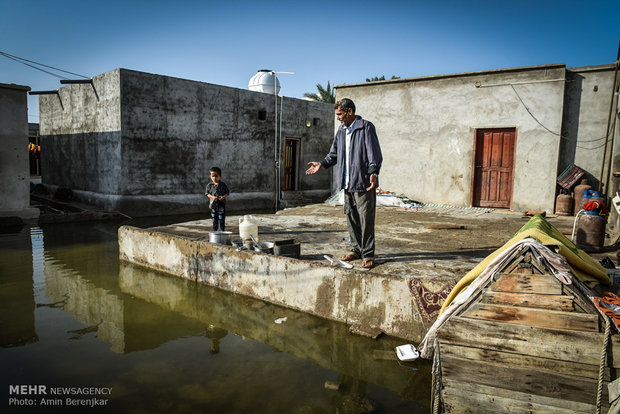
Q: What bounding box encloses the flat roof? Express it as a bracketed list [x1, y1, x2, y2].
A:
[0, 82, 30, 92]
[336, 62, 617, 89]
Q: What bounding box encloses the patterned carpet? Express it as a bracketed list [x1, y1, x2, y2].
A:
[408, 277, 456, 327]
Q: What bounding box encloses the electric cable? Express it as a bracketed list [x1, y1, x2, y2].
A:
[509, 83, 608, 148]
[0, 50, 89, 80]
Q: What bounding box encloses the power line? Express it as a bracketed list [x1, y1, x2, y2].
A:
[510, 84, 608, 148]
[0, 50, 88, 80]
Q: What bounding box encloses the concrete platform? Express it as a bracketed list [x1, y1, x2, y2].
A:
[118, 204, 617, 342]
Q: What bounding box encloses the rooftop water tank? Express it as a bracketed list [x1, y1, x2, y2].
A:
[248, 69, 281, 95]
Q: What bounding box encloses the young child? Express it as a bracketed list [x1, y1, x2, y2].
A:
[205, 167, 230, 231]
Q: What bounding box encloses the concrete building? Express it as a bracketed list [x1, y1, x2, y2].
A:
[0, 83, 40, 223]
[335, 63, 619, 216]
[39, 69, 335, 216]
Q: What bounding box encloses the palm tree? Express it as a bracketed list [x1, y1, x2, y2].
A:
[366, 75, 400, 82]
[304, 81, 335, 103]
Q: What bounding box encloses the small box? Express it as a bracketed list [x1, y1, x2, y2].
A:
[395, 344, 420, 361]
[557, 164, 585, 190]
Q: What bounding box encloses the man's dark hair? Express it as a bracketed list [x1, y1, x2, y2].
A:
[334, 98, 355, 114]
[210, 167, 222, 176]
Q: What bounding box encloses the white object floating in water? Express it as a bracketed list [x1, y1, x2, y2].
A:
[274, 317, 287, 324]
[395, 344, 420, 361]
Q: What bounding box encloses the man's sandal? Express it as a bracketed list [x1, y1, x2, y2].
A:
[341, 252, 361, 261]
[362, 258, 374, 269]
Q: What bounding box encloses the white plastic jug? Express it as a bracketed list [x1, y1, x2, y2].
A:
[239, 215, 258, 242]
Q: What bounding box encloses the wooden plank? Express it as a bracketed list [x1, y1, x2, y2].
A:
[442, 379, 595, 413]
[437, 316, 620, 366]
[440, 353, 608, 407]
[490, 273, 562, 294]
[441, 342, 609, 381]
[481, 290, 576, 311]
[462, 303, 599, 332]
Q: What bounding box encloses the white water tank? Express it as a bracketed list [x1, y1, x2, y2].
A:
[248, 69, 280, 95]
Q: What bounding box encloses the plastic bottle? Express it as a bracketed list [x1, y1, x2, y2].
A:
[239, 215, 259, 242]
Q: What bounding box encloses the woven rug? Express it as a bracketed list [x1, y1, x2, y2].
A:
[405, 203, 492, 216]
[408, 277, 456, 327]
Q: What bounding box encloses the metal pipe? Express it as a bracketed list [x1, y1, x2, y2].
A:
[598, 40, 620, 193]
[474, 78, 566, 88]
[60, 79, 93, 84]
[274, 71, 278, 213]
[279, 95, 283, 191]
[603, 55, 620, 199]
[28, 90, 58, 95]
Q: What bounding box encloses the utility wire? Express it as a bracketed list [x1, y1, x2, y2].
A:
[509, 84, 608, 149]
[0, 50, 89, 80]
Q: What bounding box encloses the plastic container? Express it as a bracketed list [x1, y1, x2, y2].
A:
[395, 344, 419, 361]
[274, 239, 301, 259]
[239, 215, 259, 243]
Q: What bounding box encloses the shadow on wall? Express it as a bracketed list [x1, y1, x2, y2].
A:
[558, 72, 583, 174]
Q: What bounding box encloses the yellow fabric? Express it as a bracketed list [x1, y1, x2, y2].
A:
[439, 215, 611, 314]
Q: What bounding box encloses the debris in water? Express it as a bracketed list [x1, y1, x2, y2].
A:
[324, 381, 340, 391]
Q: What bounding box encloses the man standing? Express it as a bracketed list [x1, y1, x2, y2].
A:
[306, 98, 383, 268]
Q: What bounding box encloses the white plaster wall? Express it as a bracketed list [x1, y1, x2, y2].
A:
[337, 65, 566, 212]
[561, 66, 617, 188]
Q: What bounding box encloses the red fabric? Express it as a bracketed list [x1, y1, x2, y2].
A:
[593, 292, 620, 330]
[582, 200, 609, 218]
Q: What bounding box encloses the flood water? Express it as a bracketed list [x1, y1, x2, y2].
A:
[1, 216, 431, 413]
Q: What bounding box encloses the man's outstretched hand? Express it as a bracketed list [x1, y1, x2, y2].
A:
[306, 161, 321, 175]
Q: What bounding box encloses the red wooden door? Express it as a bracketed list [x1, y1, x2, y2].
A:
[472, 128, 516, 208]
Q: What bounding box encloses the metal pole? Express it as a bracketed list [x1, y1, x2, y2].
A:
[598, 39, 620, 193]
[279, 95, 283, 191]
[274, 71, 279, 212]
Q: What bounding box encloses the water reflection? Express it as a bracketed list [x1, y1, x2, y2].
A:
[0, 219, 430, 413]
[0, 226, 38, 347]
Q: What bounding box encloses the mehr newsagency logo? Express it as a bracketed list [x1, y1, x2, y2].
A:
[9, 385, 112, 407]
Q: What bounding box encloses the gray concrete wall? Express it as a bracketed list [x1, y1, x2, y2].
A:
[40, 70, 122, 195]
[118, 225, 426, 342]
[335, 64, 567, 212]
[0, 83, 39, 221]
[39, 69, 334, 216]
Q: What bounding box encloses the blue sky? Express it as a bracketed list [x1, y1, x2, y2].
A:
[2, 0, 618, 123]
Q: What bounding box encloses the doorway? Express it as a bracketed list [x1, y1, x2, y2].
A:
[283, 138, 300, 191]
[472, 128, 516, 209]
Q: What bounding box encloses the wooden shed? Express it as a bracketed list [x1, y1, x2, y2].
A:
[429, 238, 620, 413]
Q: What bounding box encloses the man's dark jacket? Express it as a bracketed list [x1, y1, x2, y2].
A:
[320, 115, 383, 192]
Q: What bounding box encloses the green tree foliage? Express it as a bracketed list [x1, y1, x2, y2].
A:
[366, 75, 400, 82]
[303, 81, 335, 103]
